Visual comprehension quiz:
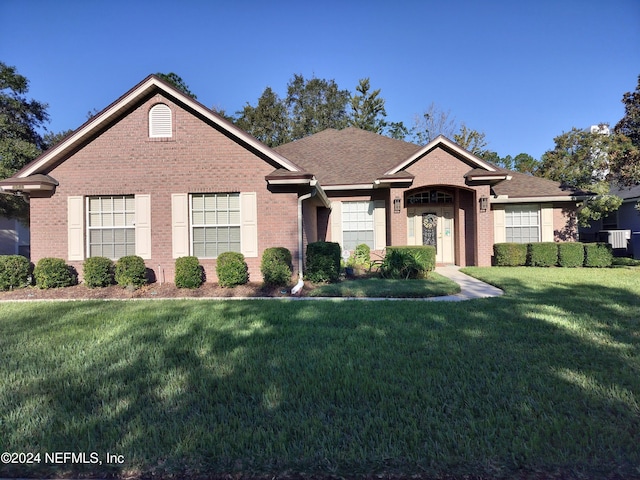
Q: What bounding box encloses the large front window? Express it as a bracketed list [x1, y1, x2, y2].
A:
[506, 205, 540, 243]
[342, 201, 374, 251]
[87, 196, 136, 258]
[191, 193, 241, 258]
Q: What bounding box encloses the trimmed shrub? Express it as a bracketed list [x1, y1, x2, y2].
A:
[216, 251, 249, 287]
[493, 243, 527, 266]
[305, 241, 341, 283]
[34, 257, 76, 289]
[558, 242, 584, 268]
[380, 246, 436, 279]
[0, 255, 31, 290]
[584, 242, 613, 268]
[115, 255, 147, 288]
[175, 256, 204, 289]
[261, 247, 293, 286]
[83, 256, 114, 288]
[527, 242, 558, 267]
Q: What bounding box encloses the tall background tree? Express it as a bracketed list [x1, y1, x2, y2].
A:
[234, 87, 290, 147]
[155, 72, 197, 99]
[348, 78, 387, 133]
[0, 62, 50, 219]
[286, 74, 350, 140]
[411, 102, 458, 144]
[612, 74, 640, 188]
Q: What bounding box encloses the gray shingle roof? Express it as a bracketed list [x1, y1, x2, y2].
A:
[492, 171, 588, 198]
[274, 127, 422, 186]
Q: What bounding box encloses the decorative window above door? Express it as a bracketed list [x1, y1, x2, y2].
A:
[407, 190, 453, 205]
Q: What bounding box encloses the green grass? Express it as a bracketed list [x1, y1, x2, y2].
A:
[0, 267, 639, 479]
[308, 272, 460, 297]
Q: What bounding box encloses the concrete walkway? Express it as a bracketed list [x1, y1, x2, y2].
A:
[431, 265, 504, 301]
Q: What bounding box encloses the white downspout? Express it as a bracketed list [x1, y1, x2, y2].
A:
[295, 191, 314, 288]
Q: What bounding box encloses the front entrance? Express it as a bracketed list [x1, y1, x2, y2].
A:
[407, 206, 454, 264]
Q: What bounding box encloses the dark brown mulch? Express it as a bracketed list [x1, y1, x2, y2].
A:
[0, 281, 310, 301]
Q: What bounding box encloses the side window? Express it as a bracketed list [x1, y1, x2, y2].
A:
[87, 195, 136, 258]
[190, 193, 241, 258]
[149, 103, 172, 138]
[505, 204, 540, 243]
[342, 201, 374, 251]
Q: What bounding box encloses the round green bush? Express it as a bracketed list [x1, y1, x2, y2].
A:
[0, 255, 31, 291]
[261, 247, 293, 286]
[115, 255, 147, 288]
[34, 257, 76, 289]
[175, 256, 204, 288]
[83, 256, 114, 288]
[216, 251, 248, 287]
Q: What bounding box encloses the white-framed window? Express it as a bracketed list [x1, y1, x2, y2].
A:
[87, 195, 136, 258]
[190, 193, 241, 258]
[342, 201, 374, 251]
[149, 103, 172, 138]
[505, 205, 540, 243]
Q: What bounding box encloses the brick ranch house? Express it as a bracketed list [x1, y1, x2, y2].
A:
[0, 75, 587, 283]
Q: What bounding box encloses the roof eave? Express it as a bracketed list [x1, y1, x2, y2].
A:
[490, 194, 592, 204]
[0, 174, 59, 193]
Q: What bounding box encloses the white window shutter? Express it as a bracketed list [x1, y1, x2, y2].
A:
[135, 194, 151, 259]
[67, 196, 84, 261]
[171, 193, 189, 258]
[240, 192, 258, 257]
[149, 104, 172, 138]
[541, 204, 554, 241]
[493, 205, 506, 244]
[373, 200, 386, 250]
[330, 201, 342, 247]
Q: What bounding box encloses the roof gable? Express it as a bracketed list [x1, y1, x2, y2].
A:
[16, 75, 303, 178]
[384, 135, 497, 175]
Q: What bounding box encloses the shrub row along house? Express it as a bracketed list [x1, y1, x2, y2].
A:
[0, 75, 589, 283]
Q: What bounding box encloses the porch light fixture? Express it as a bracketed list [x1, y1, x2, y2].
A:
[479, 195, 489, 212]
[393, 197, 401, 213]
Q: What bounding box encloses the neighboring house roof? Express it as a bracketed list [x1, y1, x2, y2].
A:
[11, 75, 306, 180]
[274, 127, 423, 186]
[611, 183, 640, 202]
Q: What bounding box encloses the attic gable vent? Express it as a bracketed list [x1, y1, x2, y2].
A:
[149, 103, 172, 138]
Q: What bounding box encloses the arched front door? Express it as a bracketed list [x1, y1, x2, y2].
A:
[406, 190, 455, 264]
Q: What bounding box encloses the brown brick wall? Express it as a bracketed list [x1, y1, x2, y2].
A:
[325, 148, 494, 266]
[34, 93, 300, 283]
[554, 203, 579, 242]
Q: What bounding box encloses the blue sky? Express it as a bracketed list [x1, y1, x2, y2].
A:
[2, 0, 638, 160]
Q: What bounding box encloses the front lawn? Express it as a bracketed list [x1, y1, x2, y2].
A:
[0, 267, 638, 479]
[308, 272, 460, 297]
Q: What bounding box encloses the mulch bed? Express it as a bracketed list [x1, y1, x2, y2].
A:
[0, 281, 312, 301]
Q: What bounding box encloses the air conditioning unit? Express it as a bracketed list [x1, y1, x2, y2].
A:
[600, 230, 631, 249]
